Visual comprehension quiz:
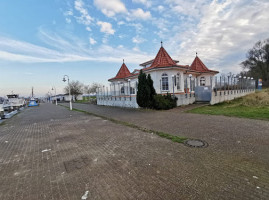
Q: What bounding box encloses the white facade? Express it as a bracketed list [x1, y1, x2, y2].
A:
[97, 46, 219, 108]
[108, 69, 216, 96]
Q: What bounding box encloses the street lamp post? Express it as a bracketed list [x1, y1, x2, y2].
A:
[48, 91, 51, 103]
[243, 76, 246, 91]
[171, 75, 175, 98]
[51, 86, 57, 105]
[238, 76, 242, 91]
[128, 79, 131, 100]
[62, 75, 72, 110]
[189, 74, 192, 97]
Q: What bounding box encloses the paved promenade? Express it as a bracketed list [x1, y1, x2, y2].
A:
[0, 103, 268, 199]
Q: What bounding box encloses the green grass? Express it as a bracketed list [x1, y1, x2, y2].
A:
[59, 105, 188, 144]
[75, 99, 90, 103]
[188, 89, 269, 120]
[75, 96, 96, 103]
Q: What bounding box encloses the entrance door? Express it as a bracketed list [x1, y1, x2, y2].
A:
[195, 86, 211, 102]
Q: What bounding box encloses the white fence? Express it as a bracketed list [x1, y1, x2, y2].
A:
[97, 76, 256, 108]
[210, 88, 255, 105]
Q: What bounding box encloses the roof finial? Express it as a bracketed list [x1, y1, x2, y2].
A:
[196, 52, 198, 57]
[123, 59, 124, 63]
[161, 41, 163, 47]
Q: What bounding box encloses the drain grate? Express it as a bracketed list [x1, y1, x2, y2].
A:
[184, 139, 208, 148]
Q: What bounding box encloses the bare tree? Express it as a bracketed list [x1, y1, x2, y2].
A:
[84, 82, 102, 94]
[64, 80, 84, 101]
[241, 38, 269, 86]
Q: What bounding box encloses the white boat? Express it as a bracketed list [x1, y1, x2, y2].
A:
[0, 98, 3, 118]
[0, 97, 11, 118]
[7, 94, 25, 110]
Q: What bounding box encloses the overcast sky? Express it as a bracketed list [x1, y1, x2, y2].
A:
[0, 0, 268, 97]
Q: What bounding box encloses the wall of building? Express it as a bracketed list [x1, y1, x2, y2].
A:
[210, 89, 255, 105]
[146, 70, 185, 94]
[175, 93, 196, 106]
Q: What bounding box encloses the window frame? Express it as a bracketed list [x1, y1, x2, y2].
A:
[176, 73, 181, 90]
[161, 73, 169, 91]
[200, 77, 206, 86]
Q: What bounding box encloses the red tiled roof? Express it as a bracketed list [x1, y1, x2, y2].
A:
[147, 47, 177, 69]
[140, 58, 179, 67]
[190, 56, 210, 72]
[109, 63, 131, 81]
[190, 56, 219, 73]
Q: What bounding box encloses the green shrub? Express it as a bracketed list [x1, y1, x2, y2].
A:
[153, 93, 178, 110]
[137, 70, 151, 108]
[137, 71, 156, 108]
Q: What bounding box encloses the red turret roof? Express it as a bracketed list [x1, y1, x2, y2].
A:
[190, 56, 218, 73]
[147, 47, 177, 69]
[108, 62, 131, 81]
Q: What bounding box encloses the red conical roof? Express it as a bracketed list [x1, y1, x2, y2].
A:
[109, 62, 131, 81]
[190, 56, 210, 72]
[148, 47, 177, 68]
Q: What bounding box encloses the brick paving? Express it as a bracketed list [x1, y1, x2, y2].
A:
[0, 103, 268, 200]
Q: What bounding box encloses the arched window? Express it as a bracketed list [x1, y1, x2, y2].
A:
[121, 86, 125, 94]
[200, 77, 206, 86]
[176, 73, 181, 90]
[162, 73, 169, 91]
[130, 87, 135, 94]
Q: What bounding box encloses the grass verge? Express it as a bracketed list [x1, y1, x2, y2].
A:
[188, 89, 269, 120]
[59, 104, 188, 144]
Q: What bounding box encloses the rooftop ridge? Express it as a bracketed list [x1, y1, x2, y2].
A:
[109, 62, 131, 81]
[149, 46, 177, 68]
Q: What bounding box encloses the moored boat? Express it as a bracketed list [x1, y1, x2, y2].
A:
[0, 97, 12, 118]
[28, 87, 39, 107]
[7, 94, 25, 110]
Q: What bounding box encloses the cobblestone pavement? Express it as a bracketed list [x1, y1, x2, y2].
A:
[0, 103, 268, 200]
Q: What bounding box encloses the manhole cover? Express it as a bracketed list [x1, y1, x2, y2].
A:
[184, 139, 208, 148]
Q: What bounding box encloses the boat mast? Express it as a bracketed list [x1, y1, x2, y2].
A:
[32, 87, 34, 97]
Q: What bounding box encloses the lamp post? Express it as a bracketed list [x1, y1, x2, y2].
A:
[189, 74, 192, 97]
[160, 79, 162, 94]
[51, 86, 57, 105]
[243, 76, 246, 91]
[48, 91, 51, 103]
[171, 75, 175, 98]
[62, 75, 72, 110]
[128, 79, 131, 100]
[251, 77, 254, 90]
[118, 82, 120, 97]
[238, 76, 242, 91]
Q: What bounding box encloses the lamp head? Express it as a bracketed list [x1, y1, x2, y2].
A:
[189, 74, 192, 78]
[62, 77, 66, 82]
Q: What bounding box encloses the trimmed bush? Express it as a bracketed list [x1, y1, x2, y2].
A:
[153, 93, 178, 110]
[137, 71, 156, 108]
[137, 70, 151, 108]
